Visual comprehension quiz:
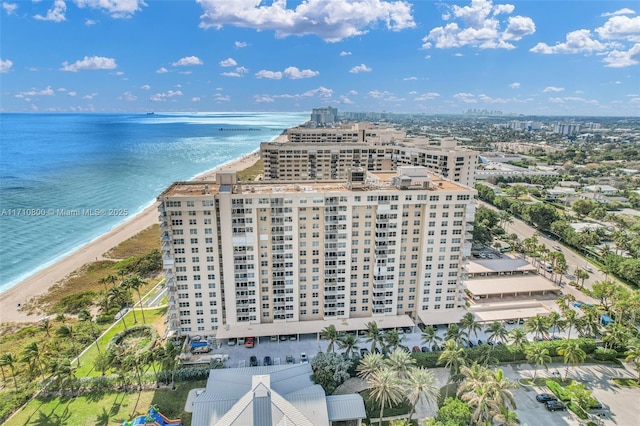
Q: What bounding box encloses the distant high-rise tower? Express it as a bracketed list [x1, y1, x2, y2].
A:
[310, 107, 338, 126]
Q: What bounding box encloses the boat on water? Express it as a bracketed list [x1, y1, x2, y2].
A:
[146, 112, 155, 115]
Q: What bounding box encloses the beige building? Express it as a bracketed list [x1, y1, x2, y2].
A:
[261, 123, 479, 188]
[158, 166, 476, 338]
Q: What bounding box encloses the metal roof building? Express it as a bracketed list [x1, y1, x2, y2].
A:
[191, 363, 366, 426]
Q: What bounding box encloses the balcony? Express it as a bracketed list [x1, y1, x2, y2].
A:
[162, 258, 174, 269]
[157, 204, 165, 213]
[161, 233, 171, 242]
[162, 242, 171, 252]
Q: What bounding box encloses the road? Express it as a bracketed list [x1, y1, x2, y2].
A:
[481, 201, 610, 302]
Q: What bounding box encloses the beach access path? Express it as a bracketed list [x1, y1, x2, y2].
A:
[0, 151, 261, 324]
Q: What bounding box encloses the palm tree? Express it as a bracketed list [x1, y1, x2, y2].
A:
[126, 275, 147, 323]
[460, 312, 482, 340]
[445, 324, 469, 347]
[547, 312, 565, 338]
[56, 324, 80, 366]
[107, 286, 129, 328]
[574, 269, 589, 289]
[563, 309, 578, 340]
[120, 279, 138, 323]
[420, 325, 442, 350]
[47, 357, 77, 395]
[488, 368, 518, 411]
[491, 406, 520, 426]
[337, 333, 359, 359]
[99, 273, 119, 293]
[476, 344, 498, 367]
[368, 366, 404, 426]
[602, 323, 629, 351]
[382, 329, 404, 352]
[0, 353, 18, 390]
[79, 309, 101, 354]
[525, 346, 551, 380]
[21, 342, 45, 378]
[320, 325, 342, 353]
[39, 317, 52, 337]
[485, 321, 508, 345]
[557, 341, 586, 380]
[404, 367, 438, 422]
[385, 349, 415, 379]
[525, 315, 549, 341]
[624, 339, 640, 384]
[437, 340, 467, 396]
[357, 353, 385, 381]
[365, 321, 383, 354]
[508, 328, 528, 361]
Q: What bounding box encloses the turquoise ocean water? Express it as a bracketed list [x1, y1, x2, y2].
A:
[0, 112, 308, 293]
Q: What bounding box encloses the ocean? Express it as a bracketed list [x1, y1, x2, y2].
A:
[0, 112, 308, 293]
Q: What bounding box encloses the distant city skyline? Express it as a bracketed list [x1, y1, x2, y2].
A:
[1, 0, 639, 115]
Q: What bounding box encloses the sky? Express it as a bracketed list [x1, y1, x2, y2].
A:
[1, 0, 639, 116]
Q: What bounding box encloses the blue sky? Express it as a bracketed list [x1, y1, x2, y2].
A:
[1, 0, 639, 115]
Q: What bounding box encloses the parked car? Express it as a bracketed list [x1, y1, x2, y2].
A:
[280, 335, 288, 341]
[238, 337, 245, 345]
[227, 338, 237, 346]
[286, 355, 295, 364]
[412, 346, 421, 353]
[360, 348, 370, 357]
[245, 337, 255, 348]
[249, 356, 258, 367]
[477, 339, 484, 345]
[545, 401, 567, 412]
[270, 336, 278, 342]
[263, 356, 272, 366]
[300, 353, 309, 363]
[536, 393, 558, 403]
[289, 335, 297, 341]
[421, 346, 429, 353]
[402, 327, 412, 334]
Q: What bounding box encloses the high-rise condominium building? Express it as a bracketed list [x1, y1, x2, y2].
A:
[158, 167, 476, 338]
[261, 123, 479, 188]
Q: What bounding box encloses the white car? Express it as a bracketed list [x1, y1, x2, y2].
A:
[552, 245, 562, 251]
[583, 265, 595, 273]
[300, 353, 309, 363]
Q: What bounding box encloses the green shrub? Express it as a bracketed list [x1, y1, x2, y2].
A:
[592, 347, 618, 361]
[96, 314, 114, 325]
[51, 291, 97, 314]
[546, 379, 571, 401]
[411, 351, 441, 368]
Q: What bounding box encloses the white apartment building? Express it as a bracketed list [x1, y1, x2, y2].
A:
[157, 167, 476, 339]
[261, 123, 479, 188]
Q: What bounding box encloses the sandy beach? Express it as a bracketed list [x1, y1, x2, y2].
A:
[0, 150, 262, 324]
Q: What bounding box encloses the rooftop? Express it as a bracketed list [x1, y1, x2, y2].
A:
[464, 275, 559, 297]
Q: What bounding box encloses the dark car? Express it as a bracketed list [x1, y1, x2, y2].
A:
[412, 346, 421, 353]
[263, 356, 272, 366]
[421, 346, 429, 352]
[545, 401, 566, 412]
[536, 393, 558, 403]
[249, 356, 258, 367]
[477, 339, 484, 345]
[286, 355, 295, 364]
[360, 348, 370, 357]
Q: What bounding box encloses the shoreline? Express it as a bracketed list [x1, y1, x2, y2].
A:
[0, 150, 262, 324]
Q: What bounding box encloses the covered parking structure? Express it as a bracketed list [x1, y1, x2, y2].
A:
[464, 275, 560, 300]
[214, 315, 416, 342]
[465, 257, 537, 278]
[469, 301, 554, 323]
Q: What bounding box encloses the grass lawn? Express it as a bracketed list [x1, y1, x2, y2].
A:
[75, 307, 167, 377]
[5, 380, 203, 426]
[236, 158, 263, 181]
[104, 225, 160, 259]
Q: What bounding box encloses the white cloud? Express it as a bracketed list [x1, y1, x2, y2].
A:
[339, 95, 354, 104]
[422, 0, 535, 50]
[2, 2, 18, 15]
[453, 92, 476, 103]
[60, 55, 117, 72]
[85, 18, 96, 25]
[178, 71, 192, 75]
[403, 76, 418, 81]
[596, 15, 640, 42]
[214, 93, 230, 102]
[340, 51, 352, 56]
[82, 92, 98, 99]
[254, 95, 275, 103]
[509, 82, 520, 89]
[255, 70, 283, 80]
[543, 86, 564, 92]
[34, 0, 66, 22]
[172, 56, 203, 66]
[283, 66, 319, 79]
[603, 43, 640, 67]
[530, 29, 609, 54]
[368, 90, 392, 99]
[68, 91, 76, 96]
[454, 53, 464, 57]
[414, 92, 440, 101]
[149, 90, 183, 102]
[73, 0, 146, 18]
[221, 66, 248, 77]
[348, 90, 358, 95]
[192, 97, 201, 102]
[350, 64, 372, 73]
[601, 8, 636, 17]
[234, 41, 247, 48]
[140, 84, 150, 90]
[0, 58, 13, 73]
[156, 67, 168, 74]
[120, 91, 137, 101]
[302, 86, 333, 99]
[219, 57, 237, 67]
[197, 0, 415, 42]
[15, 86, 55, 98]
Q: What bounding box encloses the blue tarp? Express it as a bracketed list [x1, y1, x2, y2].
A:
[191, 341, 207, 349]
